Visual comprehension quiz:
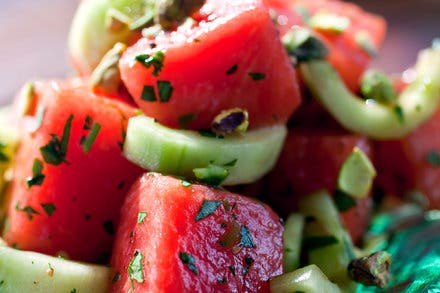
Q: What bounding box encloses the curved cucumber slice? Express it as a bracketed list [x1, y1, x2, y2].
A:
[123, 116, 287, 185]
[0, 246, 110, 293]
[69, 0, 153, 73]
[300, 48, 440, 139]
[270, 264, 341, 293]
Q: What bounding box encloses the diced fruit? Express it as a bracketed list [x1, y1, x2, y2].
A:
[261, 128, 372, 243]
[0, 245, 110, 293]
[123, 115, 287, 185]
[110, 173, 283, 292]
[2, 80, 143, 263]
[120, 0, 301, 130]
[263, 0, 386, 91]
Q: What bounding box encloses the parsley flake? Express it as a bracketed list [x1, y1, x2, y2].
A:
[157, 80, 173, 102]
[112, 272, 121, 283]
[178, 113, 197, 129]
[248, 72, 266, 81]
[242, 255, 255, 275]
[195, 200, 222, 222]
[27, 159, 45, 188]
[426, 150, 440, 167]
[40, 114, 73, 165]
[141, 85, 157, 101]
[83, 115, 93, 130]
[81, 122, 102, 154]
[179, 252, 198, 275]
[135, 51, 165, 77]
[239, 226, 255, 248]
[41, 203, 56, 216]
[226, 64, 238, 75]
[394, 105, 405, 123]
[0, 143, 8, 162]
[334, 189, 357, 212]
[303, 235, 339, 250]
[137, 211, 148, 224]
[15, 202, 39, 220]
[223, 159, 237, 167]
[128, 251, 144, 284]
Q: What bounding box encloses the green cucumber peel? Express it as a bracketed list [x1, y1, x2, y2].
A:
[69, 0, 154, 73]
[123, 115, 287, 185]
[0, 246, 110, 293]
[299, 48, 440, 139]
[270, 264, 341, 293]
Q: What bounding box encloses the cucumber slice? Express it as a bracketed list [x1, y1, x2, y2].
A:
[300, 48, 440, 139]
[69, 0, 154, 73]
[270, 264, 341, 293]
[283, 213, 304, 273]
[298, 191, 357, 291]
[123, 115, 287, 185]
[0, 246, 110, 293]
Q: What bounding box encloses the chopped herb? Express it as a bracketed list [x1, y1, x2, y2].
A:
[394, 105, 405, 123]
[195, 200, 222, 222]
[70, 289, 77, 293]
[282, 26, 328, 62]
[135, 51, 165, 77]
[81, 122, 102, 154]
[198, 130, 219, 138]
[41, 203, 56, 216]
[112, 272, 121, 283]
[348, 251, 391, 288]
[226, 64, 238, 75]
[40, 115, 73, 165]
[103, 220, 114, 235]
[27, 159, 45, 188]
[179, 252, 198, 275]
[15, 202, 39, 220]
[0, 280, 4, 286]
[229, 265, 236, 276]
[248, 72, 266, 81]
[0, 143, 8, 162]
[223, 159, 237, 167]
[128, 251, 144, 284]
[83, 116, 93, 130]
[141, 85, 157, 102]
[426, 150, 440, 167]
[334, 190, 357, 212]
[217, 277, 227, 284]
[355, 31, 378, 58]
[178, 113, 197, 129]
[360, 70, 397, 105]
[118, 113, 128, 150]
[242, 255, 254, 275]
[239, 226, 255, 248]
[303, 235, 338, 250]
[193, 164, 229, 186]
[157, 80, 173, 102]
[137, 211, 148, 224]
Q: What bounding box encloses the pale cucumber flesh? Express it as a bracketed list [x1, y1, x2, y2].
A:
[0, 246, 110, 293]
[123, 115, 287, 185]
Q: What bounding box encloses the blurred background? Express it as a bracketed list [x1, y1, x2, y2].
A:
[0, 0, 438, 104]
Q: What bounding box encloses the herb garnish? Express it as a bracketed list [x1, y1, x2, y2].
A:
[141, 85, 157, 102]
[195, 200, 222, 222]
[40, 114, 73, 165]
[137, 211, 148, 224]
[81, 122, 101, 154]
[248, 72, 266, 81]
[242, 255, 255, 275]
[223, 159, 237, 167]
[426, 150, 440, 167]
[334, 189, 357, 212]
[394, 105, 405, 124]
[135, 51, 165, 77]
[179, 252, 198, 275]
[239, 226, 255, 248]
[128, 251, 144, 286]
[112, 272, 121, 283]
[178, 113, 197, 129]
[0, 143, 8, 162]
[157, 80, 173, 102]
[41, 203, 56, 216]
[83, 116, 93, 130]
[226, 64, 238, 75]
[15, 201, 39, 220]
[303, 235, 339, 250]
[27, 159, 45, 188]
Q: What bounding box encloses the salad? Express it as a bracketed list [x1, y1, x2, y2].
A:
[0, 0, 439, 292]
